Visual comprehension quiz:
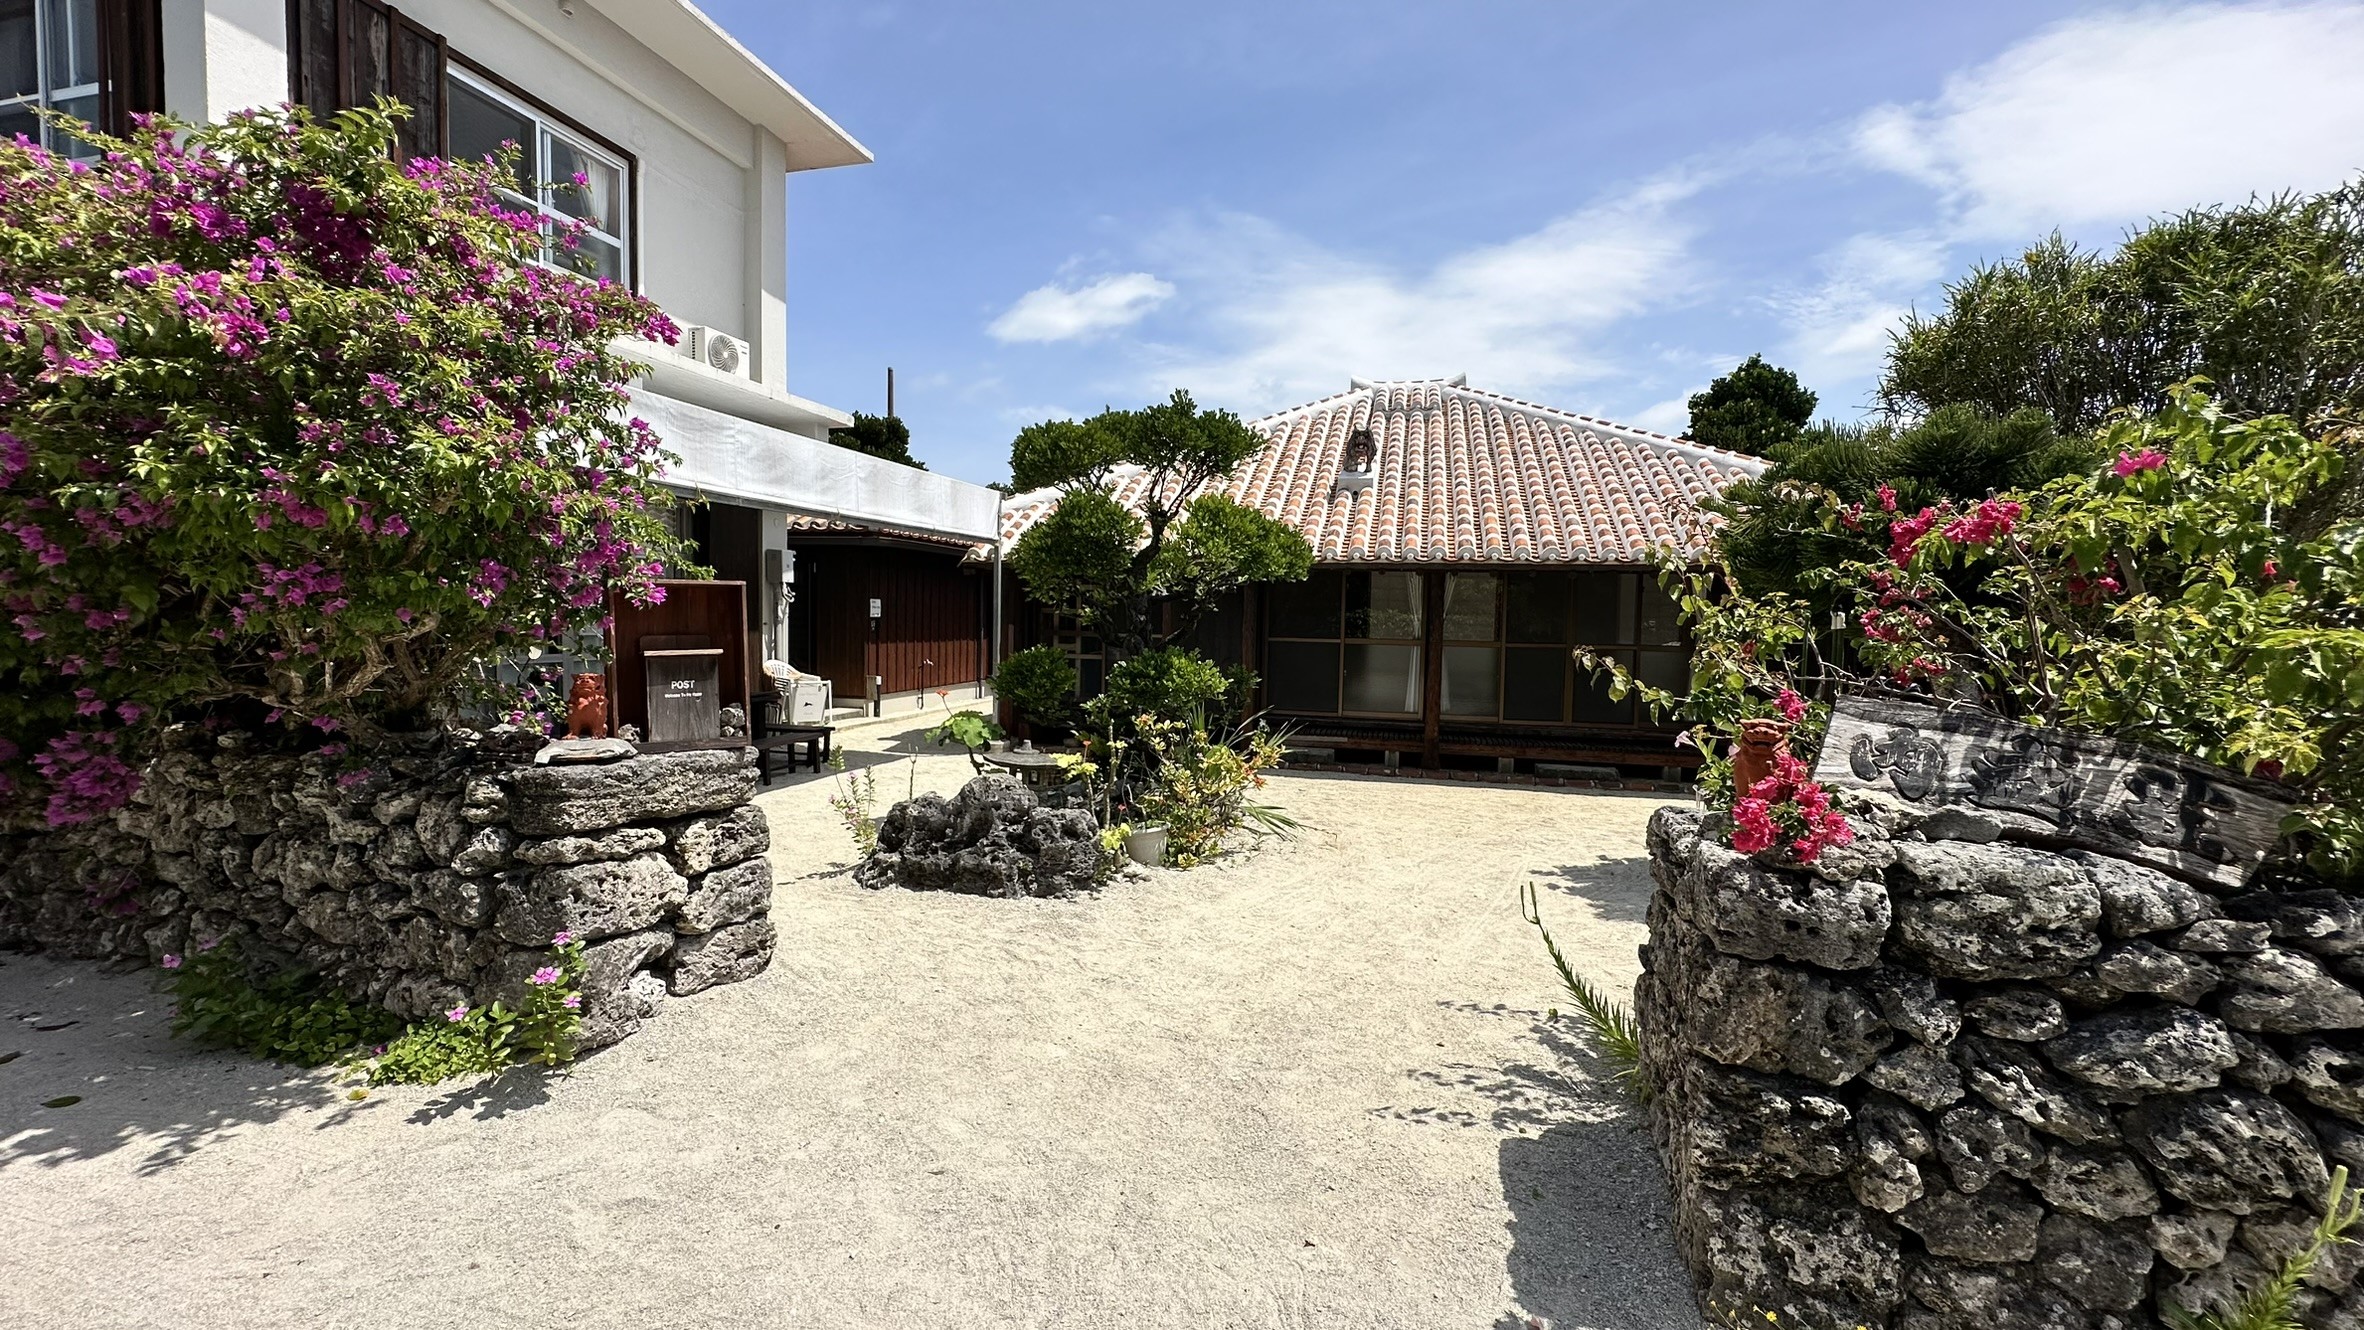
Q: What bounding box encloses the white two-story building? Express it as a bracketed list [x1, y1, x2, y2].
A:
[3, 0, 1003, 715]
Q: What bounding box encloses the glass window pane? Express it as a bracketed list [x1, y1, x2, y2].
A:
[447, 78, 534, 191]
[1267, 570, 1340, 639]
[545, 134, 622, 234]
[48, 0, 97, 90]
[1571, 650, 1635, 724]
[1346, 570, 1422, 640]
[1342, 643, 1421, 714]
[0, 0, 35, 100]
[1442, 571, 1499, 641]
[1503, 646, 1567, 722]
[554, 230, 624, 283]
[1506, 572, 1567, 644]
[49, 87, 94, 158]
[0, 101, 39, 146]
[1635, 649, 1689, 719]
[1441, 645, 1499, 717]
[1265, 640, 1339, 713]
[1078, 655, 1103, 700]
[1571, 572, 1635, 645]
[1637, 578, 1683, 645]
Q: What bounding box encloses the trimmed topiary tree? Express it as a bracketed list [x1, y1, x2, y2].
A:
[0, 104, 686, 826]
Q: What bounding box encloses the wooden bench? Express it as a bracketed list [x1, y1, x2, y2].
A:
[753, 725, 832, 786]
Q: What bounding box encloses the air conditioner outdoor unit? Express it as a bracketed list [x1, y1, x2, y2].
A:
[684, 325, 749, 379]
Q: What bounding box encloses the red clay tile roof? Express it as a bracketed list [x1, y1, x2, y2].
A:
[998, 379, 1766, 564]
[783, 513, 994, 561]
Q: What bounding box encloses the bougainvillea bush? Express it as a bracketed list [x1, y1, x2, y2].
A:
[0, 104, 685, 827]
[1611, 387, 2363, 882]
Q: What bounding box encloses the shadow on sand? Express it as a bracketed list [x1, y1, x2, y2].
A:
[1, 952, 378, 1174]
[1, 951, 574, 1173]
[1381, 1001, 1702, 1330]
[1527, 853, 1657, 925]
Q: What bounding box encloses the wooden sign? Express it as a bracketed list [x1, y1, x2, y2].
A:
[1809, 693, 2296, 889]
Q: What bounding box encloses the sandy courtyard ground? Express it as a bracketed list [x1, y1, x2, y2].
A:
[1, 716, 1705, 1330]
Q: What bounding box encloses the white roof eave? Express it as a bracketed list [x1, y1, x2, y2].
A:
[580, 0, 873, 171]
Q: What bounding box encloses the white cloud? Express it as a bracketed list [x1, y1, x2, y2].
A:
[1771, 231, 1953, 399]
[1856, 2, 2364, 237]
[987, 272, 1176, 343]
[1132, 170, 1710, 412]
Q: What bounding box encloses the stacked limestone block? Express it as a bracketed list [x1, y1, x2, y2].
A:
[1641, 799, 2364, 1329]
[0, 732, 778, 1049]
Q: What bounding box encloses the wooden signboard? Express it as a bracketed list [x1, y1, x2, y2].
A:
[1809, 693, 2297, 889]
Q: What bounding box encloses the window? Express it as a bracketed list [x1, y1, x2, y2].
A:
[1041, 608, 1104, 700]
[1, 0, 99, 158]
[1471, 569, 1686, 726]
[446, 66, 631, 285]
[1264, 570, 1425, 716]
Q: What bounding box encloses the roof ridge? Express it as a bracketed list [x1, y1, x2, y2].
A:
[1248, 381, 1766, 474]
[1435, 384, 1765, 470]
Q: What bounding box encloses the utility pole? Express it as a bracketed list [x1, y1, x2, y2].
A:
[886, 366, 895, 419]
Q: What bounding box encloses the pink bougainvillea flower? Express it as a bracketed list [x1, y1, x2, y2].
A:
[1774, 689, 1807, 723]
[2112, 449, 2166, 478]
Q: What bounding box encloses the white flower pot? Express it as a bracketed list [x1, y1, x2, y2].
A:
[1122, 825, 1168, 867]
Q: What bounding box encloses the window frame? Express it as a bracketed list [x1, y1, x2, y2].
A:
[444, 57, 639, 292]
[1263, 568, 1427, 719]
[1, 0, 102, 160]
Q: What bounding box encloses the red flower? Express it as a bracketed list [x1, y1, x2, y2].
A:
[2112, 449, 2166, 478]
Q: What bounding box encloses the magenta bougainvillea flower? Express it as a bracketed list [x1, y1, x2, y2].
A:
[0, 106, 688, 826]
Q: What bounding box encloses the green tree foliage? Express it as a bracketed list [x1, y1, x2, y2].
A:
[0, 105, 685, 825]
[1883, 180, 2364, 436]
[1007, 391, 1312, 653]
[828, 412, 925, 470]
[991, 644, 1079, 729]
[1686, 354, 1819, 456]
[1716, 406, 2102, 599]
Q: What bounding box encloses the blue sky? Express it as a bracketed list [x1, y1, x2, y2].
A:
[702, 0, 2364, 485]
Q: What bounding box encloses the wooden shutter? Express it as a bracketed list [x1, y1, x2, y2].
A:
[389, 12, 445, 160]
[95, 0, 165, 137]
[285, 0, 445, 156]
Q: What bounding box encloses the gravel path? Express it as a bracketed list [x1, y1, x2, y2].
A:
[1, 718, 1704, 1329]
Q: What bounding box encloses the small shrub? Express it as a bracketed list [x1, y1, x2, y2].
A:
[165, 940, 403, 1066]
[1520, 883, 1649, 1104]
[167, 933, 587, 1085]
[1127, 713, 1292, 866]
[363, 935, 586, 1085]
[1096, 647, 1229, 733]
[992, 645, 1078, 730]
[827, 747, 881, 857]
[926, 704, 1003, 773]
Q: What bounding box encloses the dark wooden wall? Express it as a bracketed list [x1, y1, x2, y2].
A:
[791, 545, 986, 698]
[606, 581, 749, 734]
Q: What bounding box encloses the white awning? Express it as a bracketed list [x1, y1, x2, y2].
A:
[634, 388, 1002, 542]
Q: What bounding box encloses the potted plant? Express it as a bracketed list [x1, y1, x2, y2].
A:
[992, 645, 1079, 748]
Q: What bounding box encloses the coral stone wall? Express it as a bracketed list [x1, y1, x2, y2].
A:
[0, 734, 778, 1049]
[1641, 799, 2364, 1330]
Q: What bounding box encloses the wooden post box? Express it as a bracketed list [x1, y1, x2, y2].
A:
[644, 647, 724, 742]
